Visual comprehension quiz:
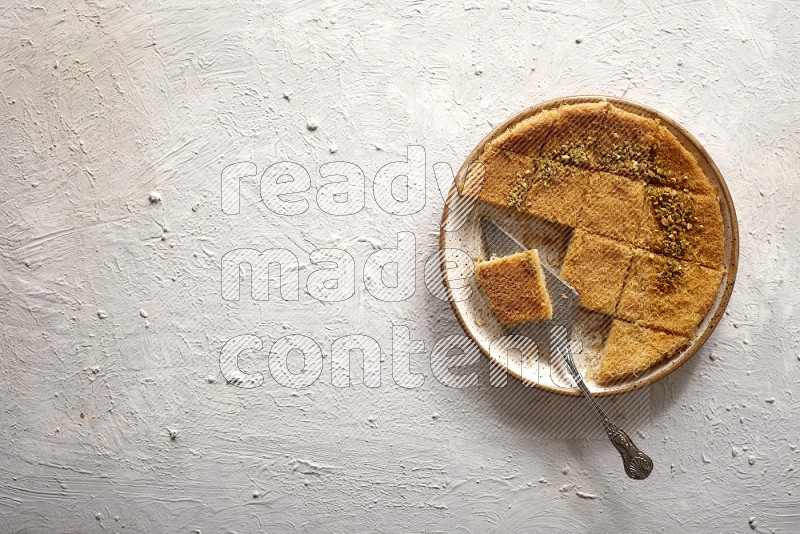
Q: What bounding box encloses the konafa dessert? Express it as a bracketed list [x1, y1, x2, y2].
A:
[598, 320, 689, 385]
[561, 230, 635, 315]
[616, 251, 723, 337]
[466, 100, 726, 385]
[577, 171, 647, 246]
[475, 249, 553, 326]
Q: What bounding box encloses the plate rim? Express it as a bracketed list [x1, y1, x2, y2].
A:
[438, 94, 740, 397]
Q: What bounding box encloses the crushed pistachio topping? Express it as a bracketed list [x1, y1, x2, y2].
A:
[552, 135, 661, 179]
[505, 158, 571, 209]
[534, 157, 571, 185]
[649, 189, 695, 257]
[598, 140, 654, 176]
[655, 259, 686, 293]
[506, 168, 533, 209]
[644, 165, 682, 187]
[551, 136, 595, 168]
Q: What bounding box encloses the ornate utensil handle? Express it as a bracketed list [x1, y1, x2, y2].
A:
[562, 353, 654, 480]
[603, 418, 654, 480]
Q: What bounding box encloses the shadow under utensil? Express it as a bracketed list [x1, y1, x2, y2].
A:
[466, 361, 666, 443]
[457, 347, 707, 477]
[437, 193, 715, 449]
[441, 325, 710, 476]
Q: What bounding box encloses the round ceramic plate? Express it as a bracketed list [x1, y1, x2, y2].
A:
[439, 95, 739, 396]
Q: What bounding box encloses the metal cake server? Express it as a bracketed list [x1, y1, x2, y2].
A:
[480, 218, 654, 480]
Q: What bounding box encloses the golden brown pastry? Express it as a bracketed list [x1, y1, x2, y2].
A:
[462, 101, 726, 383]
[542, 103, 661, 179]
[476, 249, 553, 326]
[598, 320, 689, 384]
[590, 105, 659, 179]
[647, 124, 716, 195]
[464, 146, 534, 208]
[641, 186, 725, 268]
[576, 171, 647, 246]
[540, 101, 612, 169]
[522, 159, 590, 226]
[616, 251, 723, 336]
[489, 107, 558, 157]
[561, 230, 634, 315]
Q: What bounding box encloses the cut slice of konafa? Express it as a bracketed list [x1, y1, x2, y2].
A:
[592, 105, 660, 179]
[523, 159, 590, 226]
[476, 249, 553, 326]
[463, 146, 534, 208]
[597, 320, 689, 385]
[561, 230, 634, 315]
[540, 102, 660, 180]
[577, 171, 647, 246]
[641, 186, 725, 268]
[488, 107, 559, 158]
[648, 124, 715, 195]
[616, 251, 723, 336]
[540, 101, 612, 169]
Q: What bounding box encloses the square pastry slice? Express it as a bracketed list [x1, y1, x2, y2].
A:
[616, 251, 723, 336]
[476, 249, 553, 326]
[540, 101, 612, 170]
[522, 158, 590, 226]
[592, 105, 660, 179]
[641, 186, 725, 268]
[560, 230, 635, 315]
[597, 320, 689, 385]
[462, 146, 534, 208]
[577, 171, 647, 246]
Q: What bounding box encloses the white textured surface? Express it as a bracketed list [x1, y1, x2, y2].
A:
[1, 1, 799, 532]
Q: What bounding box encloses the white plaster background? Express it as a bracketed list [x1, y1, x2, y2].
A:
[1, 0, 798, 532]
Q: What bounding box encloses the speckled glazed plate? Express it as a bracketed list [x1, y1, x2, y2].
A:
[439, 95, 739, 396]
